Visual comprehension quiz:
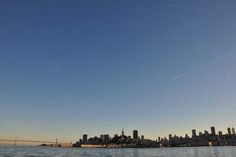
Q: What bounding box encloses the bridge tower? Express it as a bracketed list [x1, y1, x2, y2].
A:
[14, 136, 17, 146]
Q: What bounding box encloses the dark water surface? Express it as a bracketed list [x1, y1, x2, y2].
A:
[0, 146, 236, 157]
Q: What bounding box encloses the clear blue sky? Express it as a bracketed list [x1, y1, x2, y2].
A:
[0, 0, 236, 142]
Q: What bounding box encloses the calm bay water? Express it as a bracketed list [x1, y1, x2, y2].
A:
[0, 146, 236, 157]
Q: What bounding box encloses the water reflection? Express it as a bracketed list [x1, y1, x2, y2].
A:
[212, 147, 220, 157]
[193, 147, 200, 157]
[132, 149, 139, 157]
[0, 146, 236, 157]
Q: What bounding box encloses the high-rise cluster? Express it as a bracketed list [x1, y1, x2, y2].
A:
[72, 126, 236, 148]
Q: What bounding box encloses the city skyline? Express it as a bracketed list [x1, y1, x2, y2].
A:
[79, 126, 236, 141]
[1, 0, 236, 142]
[1, 126, 236, 145]
[73, 126, 236, 148]
[1, 126, 236, 146]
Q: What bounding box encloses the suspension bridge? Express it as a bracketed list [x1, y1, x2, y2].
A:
[0, 136, 72, 146]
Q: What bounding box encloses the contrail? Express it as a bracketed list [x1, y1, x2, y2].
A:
[172, 66, 203, 80]
[172, 74, 185, 80]
[172, 51, 236, 80]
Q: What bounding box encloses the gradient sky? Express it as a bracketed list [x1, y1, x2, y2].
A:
[0, 0, 236, 142]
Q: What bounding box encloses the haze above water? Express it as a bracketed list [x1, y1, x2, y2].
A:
[0, 146, 236, 157]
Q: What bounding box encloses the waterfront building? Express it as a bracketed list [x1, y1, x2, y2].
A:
[218, 131, 223, 136]
[169, 134, 172, 141]
[211, 126, 216, 136]
[199, 132, 203, 136]
[133, 130, 138, 140]
[185, 134, 189, 138]
[232, 128, 235, 135]
[88, 136, 102, 145]
[141, 135, 144, 140]
[83, 134, 88, 143]
[204, 130, 209, 135]
[121, 129, 124, 136]
[100, 134, 110, 143]
[228, 127, 232, 135]
[192, 129, 196, 137]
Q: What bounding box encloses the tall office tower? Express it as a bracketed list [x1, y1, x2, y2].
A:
[141, 135, 144, 140]
[133, 130, 138, 139]
[121, 129, 124, 136]
[192, 129, 197, 137]
[100, 134, 109, 142]
[104, 135, 110, 142]
[218, 131, 223, 136]
[100, 135, 105, 141]
[211, 126, 216, 135]
[199, 132, 203, 136]
[169, 134, 172, 141]
[227, 127, 232, 135]
[83, 134, 88, 143]
[204, 130, 209, 135]
[232, 128, 235, 135]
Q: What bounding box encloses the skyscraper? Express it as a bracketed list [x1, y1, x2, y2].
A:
[133, 130, 138, 139]
[141, 135, 144, 140]
[211, 126, 216, 135]
[100, 134, 110, 142]
[169, 134, 172, 141]
[204, 130, 209, 135]
[121, 129, 124, 136]
[192, 129, 196, 137]
[83, 134, 88, 143]
[227, 127, 232, 135]
[218, 131, 223, 136]
[232, 128, 235, 135]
